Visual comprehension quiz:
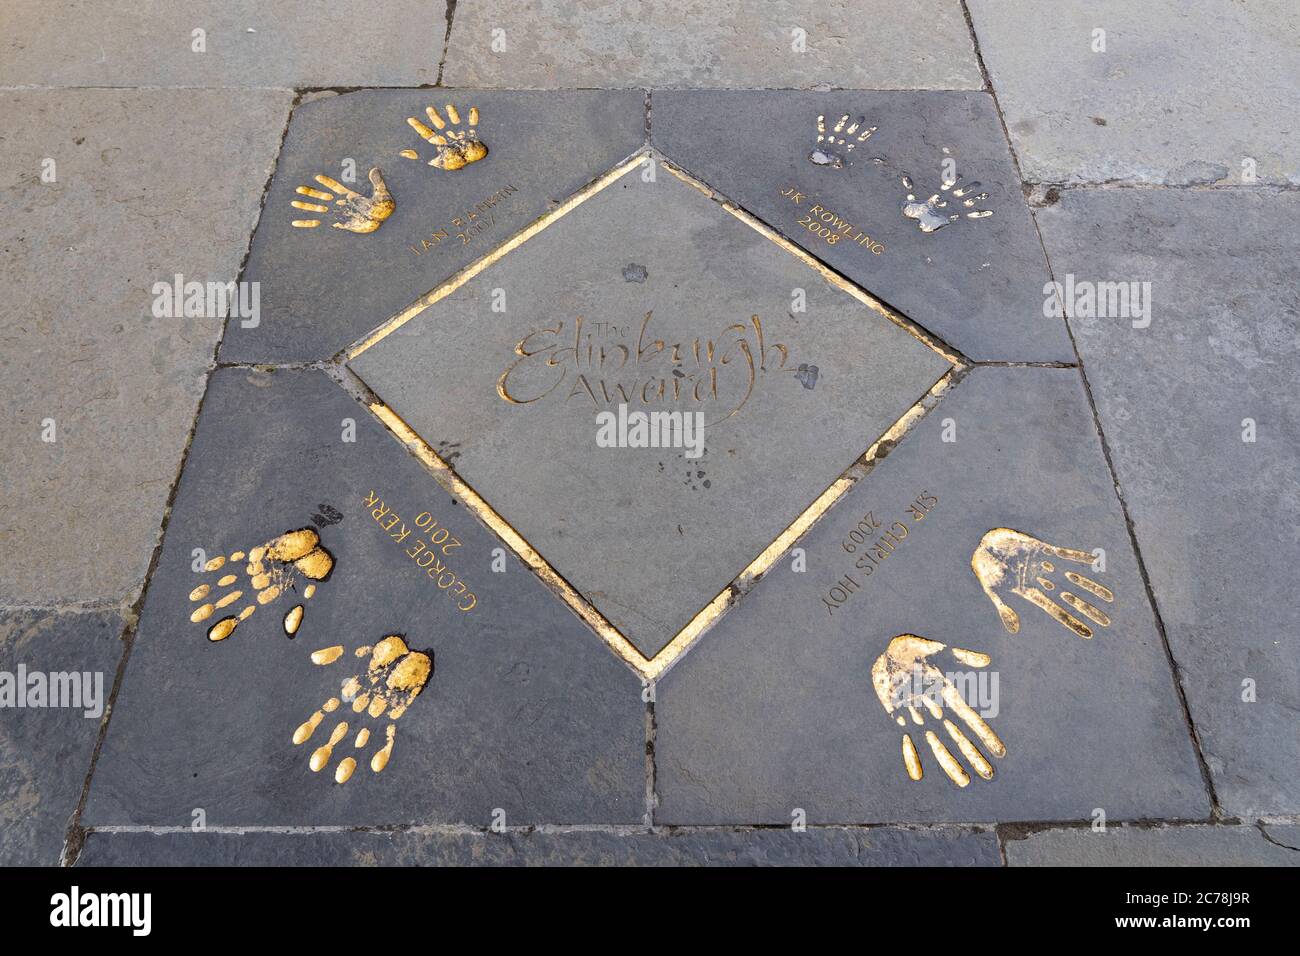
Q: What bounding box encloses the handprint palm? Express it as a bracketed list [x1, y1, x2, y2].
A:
[808, 113, 877, 168]
[871, 635, 1005, 787]
[290, 168, 394, 234]
[401, 103, 488, 171]
[901, 173, 992, 232]
[293, 637, 433, 784]
[188, 528, 334, 642]
[971, 528, 1114, 639]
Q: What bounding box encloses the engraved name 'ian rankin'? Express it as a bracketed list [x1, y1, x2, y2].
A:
[497, 311, 793, 426]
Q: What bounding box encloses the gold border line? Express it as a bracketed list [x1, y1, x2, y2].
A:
[350, 149, 963, 683]
[346, 151, 651, 361]
[367, 400, 654, 677]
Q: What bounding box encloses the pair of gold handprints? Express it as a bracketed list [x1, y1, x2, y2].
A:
[289, 101, 490, 236]
[807, 112, 994, 233]
[187, 525, 433, 785]
[874, 528, 1114, 788]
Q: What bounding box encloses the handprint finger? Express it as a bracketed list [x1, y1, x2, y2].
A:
[939, 683, 1006, 759]
[1061, 592, 1111, 627]
[293, 696, 341, 745]
[1046, 542, 1098, 565]
[943, 719, 993, 780]
[371, 725, 397, 773]
[901, 732, 923, 781]
[923, 730, 970, 787]
[308, 721, 349, 772]
[1021, 587, 1094, 639]
[950, 647, 991, 668]
[313, 174, 360, 200]
[1065, 571, 1113, 603]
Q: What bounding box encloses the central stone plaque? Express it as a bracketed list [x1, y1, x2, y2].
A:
[350, 159, 952, 660]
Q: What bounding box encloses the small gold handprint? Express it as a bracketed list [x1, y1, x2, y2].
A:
[400, 103, 488, 171]
[188, 528, 334, 642]
[293, 637, 433, 784]
[971, 528, 1114, 639]
[901, 172, 992, 232]
[290, 168, 395, 234]
[808, 113, 877, 168]
[871, 635, 1006, 788]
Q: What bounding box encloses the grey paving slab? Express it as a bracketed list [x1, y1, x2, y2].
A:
[0, 89, 292, 605]
[655, 366, 1209, 824]
[1034, 190, 1300, 817]
[76, 825, 999, 866]
[351, 166, 952, 660]
[1005, 825, 1300, 867]
[0, 609, 124, 866]
[443, 0, 981, 90]
[652, 91, 1073, 362]
[82, 368, 644, 828]
[222, 89, 646, 364]
[0, 1, 447, 87]
[967, 0, 1300, 186]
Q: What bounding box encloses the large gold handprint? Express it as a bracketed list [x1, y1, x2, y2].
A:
[971, 528, 1114, 639]
[293, 637, 433, 784]
[290, 168, 395, 234]
[871, 635, 1005, 788]
[400, 103, 489, 171]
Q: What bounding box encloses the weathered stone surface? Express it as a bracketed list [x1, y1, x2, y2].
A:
[221, 89, 646, 364]
[1005, 825, 1300, 866]
[655, 366, 1209, 823]
[1034, 190, 1300, 817]
[77, 824, 1000, 866]
[0, 609, 124, 865]
[652, 91, 1073, 362]
[0, 89, 292, 605]
[444, 1, 981, 90]
[967, 0, 1300, 185]
[0, 1, 448, 87]
[83, 368, 645, 827]
[351, 165, 951, 659]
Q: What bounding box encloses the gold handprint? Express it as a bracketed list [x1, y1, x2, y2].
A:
[293, 637, 433, 784]
[971, 528, 1114, 639]
[871, 635, 1005, 788]
[900, 172, 992, 232]
[808, 113, 877, 168]
[400, 103, 488, 171]
[187, 528, 334, 642]
[290, 168, 395, 234]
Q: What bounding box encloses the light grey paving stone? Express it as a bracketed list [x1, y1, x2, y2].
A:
[0, 89, 292, 605]
[0, 609, 124, 866]
[221, 89, 645, 364]
[967, 0, 1300, 186]
[651, 91, 1073, 362]
[443, 0, 981, 90]
[1034, 190, 1300, 817]
[351, 166, 951, 659]
[655, 366, 1209, 824]
[1005, 825, 1300, 867]
[0, 1, 447, 87]
[76, 825, 1000, 866]
[82, 368, 645, 828]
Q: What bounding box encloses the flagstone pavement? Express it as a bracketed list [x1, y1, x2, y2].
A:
[0, 1, 1296, 867]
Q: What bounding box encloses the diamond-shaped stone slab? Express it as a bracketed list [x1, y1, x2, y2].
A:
[351, 165, 951, 660]
[221, 90, 645, 364]
[652, 90, 1074, 362]
[84, 368, 644, 827]
[655, 367, 1209, 823]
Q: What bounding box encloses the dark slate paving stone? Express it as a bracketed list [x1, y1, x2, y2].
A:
[655, 366, 1209, 824]
[1035, 190, 1300, 817]
[351, 166, 951, 660]
[0, 609, 124, 865]
[221, 90, 646, 364]
[651, 90, 1073, 363]
[77, 825, 999, 866]
[82, 368, 644, 827]
[1005, 825, 1300, 867]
